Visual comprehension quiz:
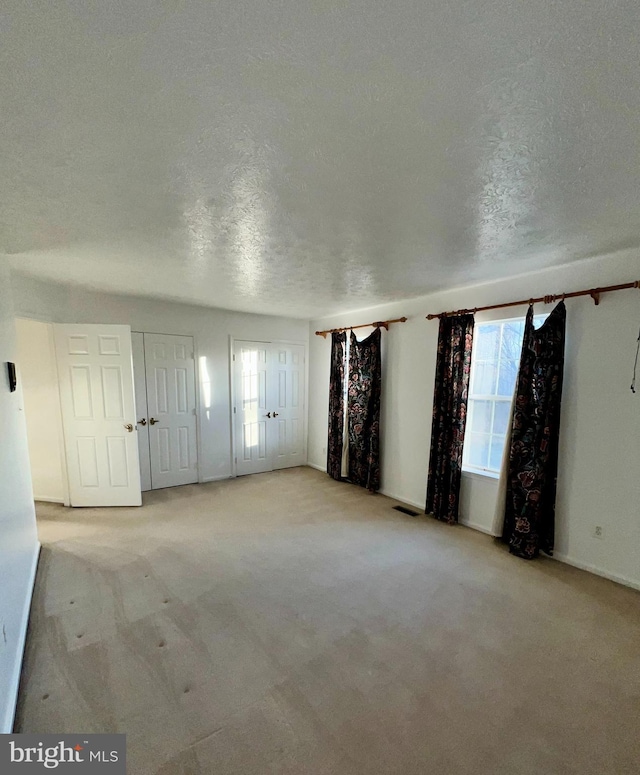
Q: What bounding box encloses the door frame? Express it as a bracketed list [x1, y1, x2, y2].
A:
[132, 330, 202, 486]
[229, 336, 308, 478]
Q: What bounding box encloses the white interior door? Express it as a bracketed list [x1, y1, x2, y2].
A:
[234, 342, 271, 476]
[131, 332, 152, 492]
[144, 333, 198, 489]
[53, 324, 142, 507]
[271, 343, 305, 469]
[233, 341, 305, 476]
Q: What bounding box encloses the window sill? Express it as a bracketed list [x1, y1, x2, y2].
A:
[461, 468, 500, 482]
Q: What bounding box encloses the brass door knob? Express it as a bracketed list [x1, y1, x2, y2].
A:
[124, 423, 134, 432]
[138, 418, 147, 426]
[149, 417, 159, 425]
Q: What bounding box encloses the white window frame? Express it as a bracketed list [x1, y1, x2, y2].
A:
[463, 314, 545, 478]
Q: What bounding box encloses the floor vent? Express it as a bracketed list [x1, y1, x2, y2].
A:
[393, 505, 420, 517]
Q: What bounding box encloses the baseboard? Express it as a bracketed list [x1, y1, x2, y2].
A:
[306, 462, 326, 473]
[34, 497, 64, 504]
[2, 542, 41, 733]
[553, 552, 640, 592]
[378, 489, 425, 512]
[458, 519, 498, 536]
[304, 473, 639, 592]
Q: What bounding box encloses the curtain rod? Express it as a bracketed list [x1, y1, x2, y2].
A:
[315, 316, 408, 338]
[426, 281, 639, 320]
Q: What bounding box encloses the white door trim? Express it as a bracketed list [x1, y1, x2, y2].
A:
[47, 321, 71, 507]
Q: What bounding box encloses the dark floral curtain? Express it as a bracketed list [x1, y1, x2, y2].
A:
[426, 314, 474, 523]
[347, 328, 382, 492]
[327, 331, 347, 480]
[502, 302, 566, 559]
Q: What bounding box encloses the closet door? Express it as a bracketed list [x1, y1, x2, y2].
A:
[234, 341, 272, 476]
[233, 341, 305, 476]
[144, 334, 198, 489]
[131, 332, 152, 492]
[271, 343, 305, 470]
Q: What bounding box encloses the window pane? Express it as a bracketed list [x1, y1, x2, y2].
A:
[501, 321, 525, 361]
[470, 399, 492, 434]
[466, 433, 490, 468]
[472, 361, 498, 395]
[475, 324, 500, 360]
[497, 358, 519, 396]
[493, 401, 511, 435]
[489, 435, 506, 470]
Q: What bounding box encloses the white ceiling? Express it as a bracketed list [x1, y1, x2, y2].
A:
[2, 0, 639, 318]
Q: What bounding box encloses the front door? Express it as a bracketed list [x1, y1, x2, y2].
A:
[233, 341, 305, 476]
[53, 324, 142, 507]
[144, 333, 198, 489]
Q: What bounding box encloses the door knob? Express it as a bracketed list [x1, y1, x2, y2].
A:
[124, 423, 134, 432]
[138, 418, 147, 426]
[149, 417, 159, 425]
[265, 412, 272, 418]
[273, 412, 279, 417]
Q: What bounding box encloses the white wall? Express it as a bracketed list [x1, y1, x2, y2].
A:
[308, 251, 640, 590]
[10, 274, 309, 483]
[15, 319, 66, 503]
[0, 265, 40, 732]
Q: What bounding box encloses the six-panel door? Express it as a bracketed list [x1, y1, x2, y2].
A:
[144, 333, 198, 489]
[234, 341, 305, 475]
[53, 324, 142, 507]
[271, 343, 305, 469]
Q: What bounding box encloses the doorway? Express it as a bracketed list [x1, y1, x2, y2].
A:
[233, 340, 305, 476]
[132, 332, 198, 491]
[16, 320, 143, 507]
[16, 320, 200, 506]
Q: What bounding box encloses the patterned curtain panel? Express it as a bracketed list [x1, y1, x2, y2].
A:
[347, 328, 382, 492]
[327, 331, 347, 480]
[426, 314, 474, 523]
[503, 302, 566, 559]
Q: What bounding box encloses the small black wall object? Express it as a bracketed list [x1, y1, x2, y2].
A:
[7, 362, 16, 392]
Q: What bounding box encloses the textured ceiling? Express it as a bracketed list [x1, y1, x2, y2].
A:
[2, 0, 639, 318]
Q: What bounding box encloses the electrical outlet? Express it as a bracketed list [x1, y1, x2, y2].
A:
[594, 526, 603, 539]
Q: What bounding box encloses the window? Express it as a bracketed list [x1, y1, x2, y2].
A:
[463, 316, 544, 476]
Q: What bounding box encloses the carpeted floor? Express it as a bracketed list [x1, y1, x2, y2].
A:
[16, 467, 640, 774]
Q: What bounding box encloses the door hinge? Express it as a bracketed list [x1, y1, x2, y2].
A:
[233, 407, 236, 414]
[232, 354, 236, 361]
[234, 457, 237, 464]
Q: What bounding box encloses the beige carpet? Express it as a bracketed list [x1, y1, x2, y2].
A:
[16, 467, 640, 774]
